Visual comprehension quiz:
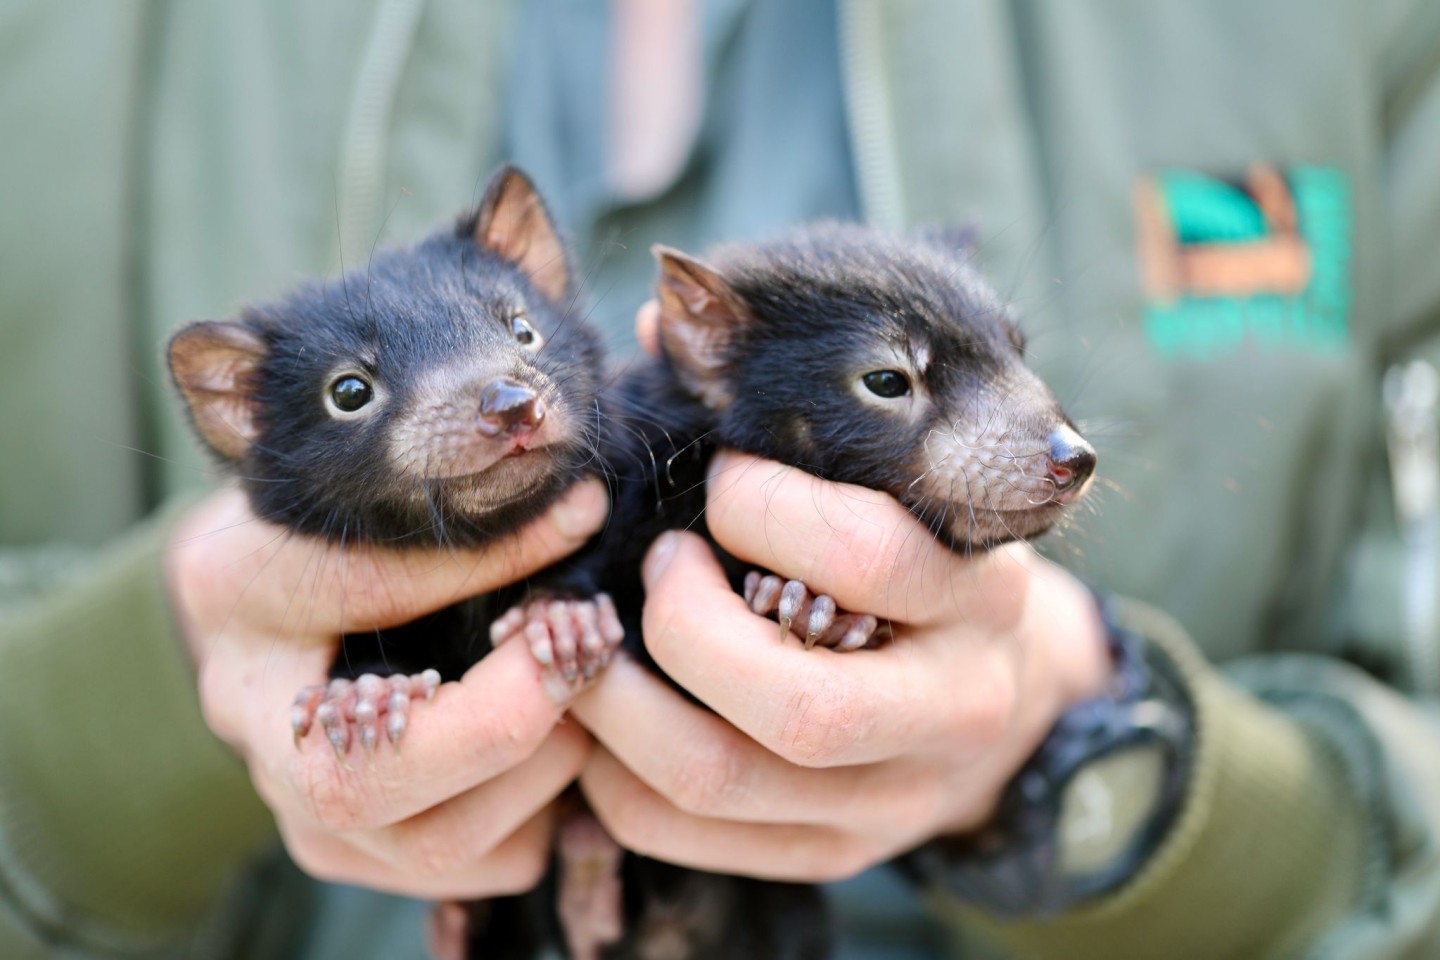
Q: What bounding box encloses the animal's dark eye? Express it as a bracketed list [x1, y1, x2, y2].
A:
[512, 315, 543, 349]
[862, 370, 911, 398]
[329, 376, 373, 412]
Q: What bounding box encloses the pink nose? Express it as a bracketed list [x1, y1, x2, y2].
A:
[477, 379, 545, 437]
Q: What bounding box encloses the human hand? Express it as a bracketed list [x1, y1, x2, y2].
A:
[165, 480, 608, 899]
[570, 454, 1109, 881]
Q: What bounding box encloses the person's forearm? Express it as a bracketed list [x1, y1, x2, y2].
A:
[0, 503, 275, 952]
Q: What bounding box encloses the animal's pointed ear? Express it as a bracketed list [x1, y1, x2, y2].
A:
[652, 244, 751, 410]
[168, 321, 267, 461]
[471, 165, 570, 303]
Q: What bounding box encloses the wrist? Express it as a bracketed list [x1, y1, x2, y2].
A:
[901, 592, 1196, 915]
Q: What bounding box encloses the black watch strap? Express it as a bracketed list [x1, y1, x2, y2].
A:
[898, 594, 1195, 917]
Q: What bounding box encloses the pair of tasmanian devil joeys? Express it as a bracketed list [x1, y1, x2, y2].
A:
[169, 166, 1096, 960]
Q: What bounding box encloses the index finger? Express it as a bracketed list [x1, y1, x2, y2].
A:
[172, 480, 609, 637]
[639, 532, 1012, 767]
[240, 637, 577, 831]
[704, 452, 971, 626]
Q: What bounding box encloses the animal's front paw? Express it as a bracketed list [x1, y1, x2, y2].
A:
[291, 670, 441, 757]
[490, 594, 624, 698]
[743, 572, 888, 651]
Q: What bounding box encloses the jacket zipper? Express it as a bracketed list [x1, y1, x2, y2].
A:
[839, 0, 905, 230]
[1384, 360, 1440, 695]
[337, 0, 428, 264]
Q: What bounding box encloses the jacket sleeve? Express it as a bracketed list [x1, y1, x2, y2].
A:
[928, 602, 1438, 959]
[923, 8, 1440, 957]
[0, 502, 277, 959]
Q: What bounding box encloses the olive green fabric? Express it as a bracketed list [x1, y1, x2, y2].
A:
[4, 1, 1440, 958]
[0, 503, 276, 957]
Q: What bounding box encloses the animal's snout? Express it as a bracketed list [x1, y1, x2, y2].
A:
[1045, 427, 1096, 500]
[478, 379, 546, 437]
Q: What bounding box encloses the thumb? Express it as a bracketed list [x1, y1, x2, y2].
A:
[174, 480, 611, 638]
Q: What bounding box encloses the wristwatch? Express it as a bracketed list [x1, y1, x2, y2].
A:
[898, 594, 1195, 917]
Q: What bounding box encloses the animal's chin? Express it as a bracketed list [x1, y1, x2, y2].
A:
[442, 448, 565, 508]
[933, 502, 1069, 554]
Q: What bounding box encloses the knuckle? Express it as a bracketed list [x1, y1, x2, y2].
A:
[400, 825, 471, 880]
[597, 792, 661, 858]
[887, 780, 950, 840]
[774, 674, 872, 767]
[455, 704, 544, 774]
[827, 840, 884, 881]
[295, 758, 378, 832]
[194, 665, 240, 742]
[801, 835, 879, 883]
[665, 737, 748, 816]
[947, 656, 1018, 748]
[279, 825, 348, 885]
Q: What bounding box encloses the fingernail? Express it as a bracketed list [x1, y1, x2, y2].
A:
[551, 481, 609, 539]
[706, 450, 735, 484]
[643, 531, 680, 587]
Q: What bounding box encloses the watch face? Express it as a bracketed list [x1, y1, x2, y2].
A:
[1056, 744, 1167, 878]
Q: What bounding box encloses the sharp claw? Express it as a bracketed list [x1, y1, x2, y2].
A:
[805, 631, 818, 651]
[355, 698, 378, 755]
[778, 615, 792, 642]
[291, 710, 311, 748]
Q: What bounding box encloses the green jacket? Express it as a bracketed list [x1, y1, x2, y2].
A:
[3, 1, 1439, 957]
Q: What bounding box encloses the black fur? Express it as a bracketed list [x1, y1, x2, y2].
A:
[237, 211, 604, 551]
[697, 225, 1078, 552]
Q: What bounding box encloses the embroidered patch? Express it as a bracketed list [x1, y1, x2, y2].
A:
[1134, 164, 1351, 360]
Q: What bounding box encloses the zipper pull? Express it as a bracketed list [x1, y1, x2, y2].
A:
[1384, 360, 1440, 694]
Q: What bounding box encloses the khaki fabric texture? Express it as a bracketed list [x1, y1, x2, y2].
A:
[0, 505, 275, 950]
